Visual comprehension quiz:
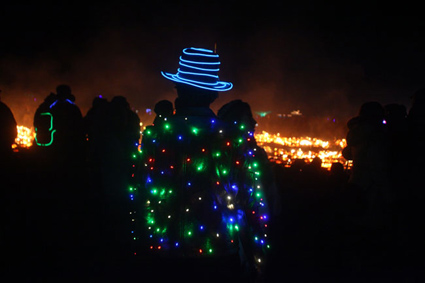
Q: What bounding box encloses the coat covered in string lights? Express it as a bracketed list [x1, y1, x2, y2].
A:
[134, 109, 271, 269]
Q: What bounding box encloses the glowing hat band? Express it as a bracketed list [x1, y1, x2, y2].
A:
[161, 47, 233, 92]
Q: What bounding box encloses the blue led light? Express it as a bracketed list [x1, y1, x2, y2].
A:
[183, 48, 218, 57]
[178, 62, 220, 72]
[49, 99, 74, 109]
[173, 75, 224, 87]
[161, 47, 233, 91]
[177, 68, 219, 78]
[179, 56, 220, 66]
[49, 100, 58, 108]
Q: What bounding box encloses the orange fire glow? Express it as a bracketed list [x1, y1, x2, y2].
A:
[255, 131, 348, 169]
[14, 125, 34, 148]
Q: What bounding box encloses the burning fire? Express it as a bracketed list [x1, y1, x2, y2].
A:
[14, 125, 34, 148]
[255, 131, 348, 169]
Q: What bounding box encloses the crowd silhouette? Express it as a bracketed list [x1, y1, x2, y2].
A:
[1, 79, 425, 282]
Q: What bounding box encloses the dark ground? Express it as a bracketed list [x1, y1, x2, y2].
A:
[1, 148, 424, 283]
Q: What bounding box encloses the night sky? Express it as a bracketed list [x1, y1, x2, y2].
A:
[1, 1, 424, 126]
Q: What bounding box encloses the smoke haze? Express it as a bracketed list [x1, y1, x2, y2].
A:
[1, 3, 422, 134]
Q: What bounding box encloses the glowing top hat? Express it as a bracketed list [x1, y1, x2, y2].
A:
[161, 47, 233, 92]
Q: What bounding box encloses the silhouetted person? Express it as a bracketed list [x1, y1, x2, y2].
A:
[0, 93, 18, 271]
[98, 95, 140, 259]
[218, 99, 282, 281]
[328, 162, 348, 192]
[343, 102, 394, 236]
[0, 93, 17, 159]
[396, 88, 425, 268]
[33, 85, 84, 164]
[383, 103, 409, 199]
[218, 99, 281, 217]
[137, 47, 269, 282]
[84, 96, 109, 165]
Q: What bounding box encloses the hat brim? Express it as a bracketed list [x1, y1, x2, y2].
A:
[161, 71, 233, 92]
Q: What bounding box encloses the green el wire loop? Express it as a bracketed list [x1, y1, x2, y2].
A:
[35, 112, 56, 147]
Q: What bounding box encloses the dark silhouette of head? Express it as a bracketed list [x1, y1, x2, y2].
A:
[92, 96, 108, 108]
[154, 100, 174, 117]
[330, 162, 344, 175]
[56, 84, 74, 101]
[111, 95, 130, 108]
[217, 99, 257, 131]
[310, 156, 322, 169]
[174, 83, 218, 109]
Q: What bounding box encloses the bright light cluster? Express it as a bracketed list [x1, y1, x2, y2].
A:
[133, 117, 270, 264]
[255, 131, 348, 169]
[14, 125, 34, 148]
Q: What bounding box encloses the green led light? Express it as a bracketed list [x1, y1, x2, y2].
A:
[35, 112, 56, 147]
